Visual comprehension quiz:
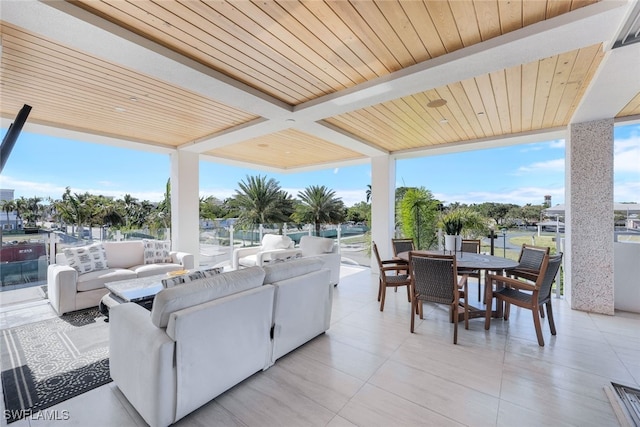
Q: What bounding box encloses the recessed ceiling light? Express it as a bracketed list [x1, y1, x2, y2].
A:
[439, 119, 449, 124]
[258, 143, 268, 148]
[129, 97, 138, 102]
[477, 111, 485, 116]
[427, 99, 447, 108]
[285, 118, 295, 123]
[115, 107, 126, 112]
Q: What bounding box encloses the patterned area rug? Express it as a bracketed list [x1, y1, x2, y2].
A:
[1, 308, 111, 423]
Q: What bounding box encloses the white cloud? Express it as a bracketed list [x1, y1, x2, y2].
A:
[614, 136, 640, 173]
[516, 158, 565, 174]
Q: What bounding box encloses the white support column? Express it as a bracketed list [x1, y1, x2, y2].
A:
[370, 155, 395, 269]
[170, 150, 200, 267]
[565, 119, 615, 314]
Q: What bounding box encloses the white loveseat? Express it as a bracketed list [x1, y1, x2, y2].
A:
[232, 233, 295, 269]
[47, 240, 194, 315]
[109, 257, 332, 427]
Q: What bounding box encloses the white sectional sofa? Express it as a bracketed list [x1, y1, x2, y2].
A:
[47, 240, 194, 315]
[109, 257, 332, 427]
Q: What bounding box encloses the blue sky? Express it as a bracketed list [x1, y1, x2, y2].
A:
[1, 123, 638, 208]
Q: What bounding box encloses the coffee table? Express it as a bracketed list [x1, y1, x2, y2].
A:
[99, 274, 167, 319]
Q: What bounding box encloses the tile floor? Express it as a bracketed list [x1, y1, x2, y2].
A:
[1, 265, 638, 426]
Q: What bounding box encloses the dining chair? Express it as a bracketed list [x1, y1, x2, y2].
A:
[460, 239, 482, 301]
[372, 241, 412, 311]
[484, 253, 563, 346]
[391, 237, 414, 278]
[505, 244, 550, 282]
[391, 238, 415, 258]
[408, 252, 469, 344]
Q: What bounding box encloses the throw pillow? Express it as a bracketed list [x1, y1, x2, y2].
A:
[161, 267, 223, 288]
[63, 242, 109, 274]
[143, 239, 173, 264]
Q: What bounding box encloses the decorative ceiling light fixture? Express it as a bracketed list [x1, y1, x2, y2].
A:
[427, 98, 447, 108]
[427, 98, 449, 124]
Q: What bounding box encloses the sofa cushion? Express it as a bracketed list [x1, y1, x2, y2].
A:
[131, 263, 183, 278]
[63, 242, 109, 274]
[104, 241, 144, 269]
[299, 236, 334, 256]
[160, 267, 223, 288]
[143, 240, 173, 264]
[262, 257, 324, 284]
[76, 268, 137, 292]
[261, 234, 292, 251]
[151, 267, 266, 328]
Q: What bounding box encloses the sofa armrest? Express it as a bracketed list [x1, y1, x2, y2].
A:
[171, 251, 194, 270]
[47, 264, 78, 315]
[303, 252, 341, 286]
[232, 246, 261, 269]
[110, 303, 177, 427]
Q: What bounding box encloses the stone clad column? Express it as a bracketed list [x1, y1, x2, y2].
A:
[565, 119, 614, 315]
[170, 150, 200, 267]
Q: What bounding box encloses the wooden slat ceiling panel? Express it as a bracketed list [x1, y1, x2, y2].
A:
[205, 129, 365, 169]
[619, 93, 640, 117]
[324, 45, 604, 153]
[0, 23, 257, 146]
[71, 0, 599, 106]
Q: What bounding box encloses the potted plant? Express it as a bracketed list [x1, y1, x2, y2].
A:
[441, 211, 464, 252]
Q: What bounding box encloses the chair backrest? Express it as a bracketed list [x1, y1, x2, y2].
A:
[392, 238, 415, 256]
[461, 239, 480, 254]
[536, 253, 563, 302]
[409, 253, 457, 304]
[517, 244, 550, 271]
[372, 241, 383, 269]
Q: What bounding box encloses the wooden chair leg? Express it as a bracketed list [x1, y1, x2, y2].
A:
[406, 285, 411, 302]
[380, 285, 386, 311]
[545, 301, 557, 335]
[377, 278, 382, 301]
[410, 299, 416, 333]
[533, 306, 545, 346]
[504, 302, 511, 320]
[485, 297, 493, 330]
[452, 303, 458, 344]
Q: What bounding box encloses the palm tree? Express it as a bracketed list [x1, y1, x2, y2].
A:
[294, 185, 346, 236]
[56, 188, 92, 237]
[399, 187, 439, 250]
[1, 199, 16, 230]
[231, 175, 291, 229]
[24, 196, 43, 227]
[366, 184, 372, 203]
[14, 197, 27, 230]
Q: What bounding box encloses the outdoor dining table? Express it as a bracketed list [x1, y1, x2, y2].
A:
[397, 250, 519, 321]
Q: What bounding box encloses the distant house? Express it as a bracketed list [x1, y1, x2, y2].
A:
[0, 212, 23, 231]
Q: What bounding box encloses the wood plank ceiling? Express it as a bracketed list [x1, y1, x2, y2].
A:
[1, 0, 638, 170]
